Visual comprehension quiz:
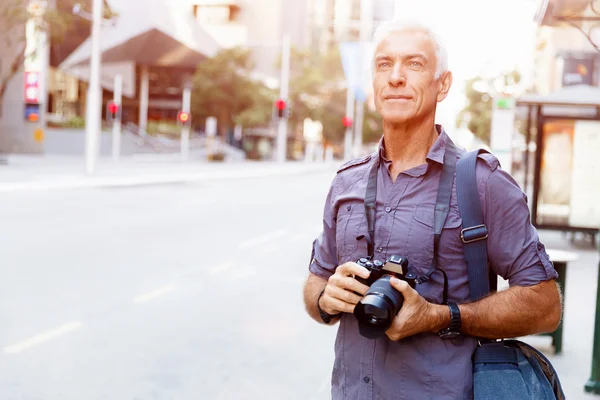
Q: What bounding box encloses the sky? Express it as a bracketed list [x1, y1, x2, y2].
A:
[391, 0, 540, 128]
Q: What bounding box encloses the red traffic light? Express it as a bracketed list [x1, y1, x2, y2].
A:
[107, 101, 119, 115]
[342, 116, 353, 128]
[275, 99, 286, 111]
[178, 111, 190, 123]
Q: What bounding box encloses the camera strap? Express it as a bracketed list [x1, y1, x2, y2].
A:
[417, 140, 457, 304]
[364, 159, 379, 260]
[363, 138, 457, 304]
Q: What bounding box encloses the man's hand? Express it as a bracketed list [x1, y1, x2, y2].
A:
[319, 262, 371, 315]
[385, 277, 447, 341]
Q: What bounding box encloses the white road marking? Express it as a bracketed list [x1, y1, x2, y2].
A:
[208, 260, 235, 276]
[238, 229, 288, 250]
[133, 284, 176, 304]
[178, 198, 217, 208]
[310, 376, 331, 400]
[290, 232, 309, 244]
[230, 265, 256, 280]
[267, 276, 305, 285]
[4, 321, 83, 354]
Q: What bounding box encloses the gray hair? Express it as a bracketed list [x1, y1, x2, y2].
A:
[371, 19, 448, 80]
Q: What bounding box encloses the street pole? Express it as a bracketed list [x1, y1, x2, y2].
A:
[111, 74, 122, 162]
[84, 0, 103, 175]
[344, 85, 354, 161]
[353, 0, 373, 158]
[585, 249, 600, 394]
[181, 85, 191, 161]
[353, 101, 364, 157]
[276, 33, 291, 163]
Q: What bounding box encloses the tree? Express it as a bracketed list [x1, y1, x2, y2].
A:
[285, 46, 384, 146]
[0, 0, 83, 110]
[286, 46, 348, 144]
[190, 47, 275, 136]
[456, 69, 522, 144]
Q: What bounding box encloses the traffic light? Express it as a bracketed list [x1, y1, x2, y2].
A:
[177, 111, 191, 128]
[342, 116, 353, 128]
[275, 98, 286, 119]
[106, 101, 120, 122]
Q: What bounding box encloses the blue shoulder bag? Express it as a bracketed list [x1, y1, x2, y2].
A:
[455, 150, 566, 400]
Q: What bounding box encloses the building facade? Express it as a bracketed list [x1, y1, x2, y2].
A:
[533, 0, 600, 94]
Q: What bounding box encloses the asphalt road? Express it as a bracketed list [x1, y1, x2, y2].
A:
[0, 168, 340, 400]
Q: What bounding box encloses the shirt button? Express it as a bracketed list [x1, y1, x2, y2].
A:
[385, 207, 392, 213]
[363, 376, 370, 383]
[377, 246, 383, 253]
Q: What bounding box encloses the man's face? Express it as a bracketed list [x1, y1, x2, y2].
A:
[373, 29, 451, 125]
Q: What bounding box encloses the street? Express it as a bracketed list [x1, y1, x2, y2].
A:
[1, 164, 599, 400]
[0, 169, 339, 400]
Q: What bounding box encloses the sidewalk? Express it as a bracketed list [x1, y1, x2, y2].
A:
[0, 154, 337, 192]
[525, 230, 599, 399]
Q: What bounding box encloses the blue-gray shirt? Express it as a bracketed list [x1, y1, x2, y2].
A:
[309, 127, 558, 400]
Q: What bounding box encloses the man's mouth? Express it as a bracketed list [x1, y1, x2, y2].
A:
[384, 95, 412, 100]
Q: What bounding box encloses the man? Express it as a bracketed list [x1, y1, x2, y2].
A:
[303, 19, 561, 399]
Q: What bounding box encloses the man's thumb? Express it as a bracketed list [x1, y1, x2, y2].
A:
[389, 276, 409, 293]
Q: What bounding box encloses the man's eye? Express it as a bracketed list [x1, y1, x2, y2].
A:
[409, 61, 424, 68]
[378, 62, 391, 68]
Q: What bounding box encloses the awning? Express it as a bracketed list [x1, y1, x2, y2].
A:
[59, 0, 220, 94]
[517, 84, 600, 118]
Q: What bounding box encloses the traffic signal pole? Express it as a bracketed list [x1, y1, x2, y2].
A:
[111, 74, 122, 162]
[353, 0, 373, 158]
[181, 86, 192, 161]
[344, 86, 355, 161]
[276, 33, 291, 163]
[84, 0, 103, 175]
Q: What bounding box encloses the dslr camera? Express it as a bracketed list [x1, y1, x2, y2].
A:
[353, 255, 417, 339]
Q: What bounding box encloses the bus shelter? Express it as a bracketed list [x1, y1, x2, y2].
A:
[516, 84, 600, 242]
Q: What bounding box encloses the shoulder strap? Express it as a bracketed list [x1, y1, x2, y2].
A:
[456, 149, 496, 302]
[417, 140, 457, 304]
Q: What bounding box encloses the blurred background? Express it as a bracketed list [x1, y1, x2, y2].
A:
[0, 0, 599, 399]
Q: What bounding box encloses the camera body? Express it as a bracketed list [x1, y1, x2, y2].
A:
[353, 255, 418, 339]
[355, 255, 417, 288]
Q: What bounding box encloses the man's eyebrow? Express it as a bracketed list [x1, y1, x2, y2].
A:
[375, 53, 429, 62]
[374, 55, 392, 62]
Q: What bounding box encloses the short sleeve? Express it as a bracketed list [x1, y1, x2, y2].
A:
[309, 176, 339, 280]
[482, 165, 559, 286]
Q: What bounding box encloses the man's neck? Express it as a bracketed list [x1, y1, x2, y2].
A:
[383, 119, 439, 181]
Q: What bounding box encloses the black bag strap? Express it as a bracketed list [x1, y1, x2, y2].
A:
[456, 149, 497, 302]
[418, 140, 458, 304]
[364, 159, 379, 259]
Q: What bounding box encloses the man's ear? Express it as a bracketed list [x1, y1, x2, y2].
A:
[436, 71, 453, 103]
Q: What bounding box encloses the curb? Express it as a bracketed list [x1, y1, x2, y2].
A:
[0, 164, 336, 193]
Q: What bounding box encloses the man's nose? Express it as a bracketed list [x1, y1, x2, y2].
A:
[388, 65, 406, 87]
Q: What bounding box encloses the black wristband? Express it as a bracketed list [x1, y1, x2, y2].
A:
[317, 288, 341, 324]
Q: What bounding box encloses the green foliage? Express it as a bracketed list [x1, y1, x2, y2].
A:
[285, 46, 383, 146]
[65, 115, 85, 128]
[147, 120, 180, 137]
[191, 47, 275, 134]
[362, 104, 383, 144]
[287, 47, 348, 144]
[456, 69, 522, 144]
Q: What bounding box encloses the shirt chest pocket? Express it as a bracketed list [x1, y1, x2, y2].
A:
[335, 202, 366, 262]
[406, 203, 462, 274]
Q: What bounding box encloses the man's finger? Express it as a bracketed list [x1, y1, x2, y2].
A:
[389, 277, 413, 296]
[338, 262, 371, 279]
[330, 275, 370, 296]
[326, 285, 363, 305]
[321, 295, 355, 314]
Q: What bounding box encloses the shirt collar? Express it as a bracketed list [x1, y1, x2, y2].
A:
[378, 124, 448, 167]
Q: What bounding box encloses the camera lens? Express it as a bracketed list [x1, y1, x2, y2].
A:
[353, 275, 404, 339]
